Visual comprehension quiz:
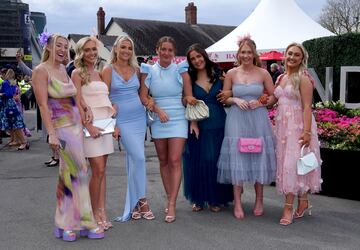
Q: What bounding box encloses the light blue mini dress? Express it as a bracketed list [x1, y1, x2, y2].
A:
[217, 83, 277, 186]
[109, 67, 147, 222]
[140, 62, 188, 139]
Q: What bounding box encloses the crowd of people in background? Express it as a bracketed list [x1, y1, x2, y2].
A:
[0, 31, 322, 241]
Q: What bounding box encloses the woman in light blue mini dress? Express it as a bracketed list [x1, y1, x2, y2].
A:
[140, 36, 190, 223]
[102, 35, 154, 222]
[217, 37, 276, 219]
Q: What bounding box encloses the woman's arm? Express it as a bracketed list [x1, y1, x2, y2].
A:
[182, 72, 197, 105]
[299, 75, 313, 147]
[32, 66, 60, 148]
[71, 70, 91, 124]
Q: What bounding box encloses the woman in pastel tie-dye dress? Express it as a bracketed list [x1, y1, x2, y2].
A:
[32, 34, 104, 241]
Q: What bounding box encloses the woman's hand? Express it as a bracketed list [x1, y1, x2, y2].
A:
[232, 97, 249, 110]
[190, 121, 199, 139]
[184, 96, 197, 105]
[216, 90, 232, 103]
[113, 126, 121, 139]
[248, 99, 262, 109]
[155, 107, 169, 123]
[299, 132, 311, 147]
[83, 107, 93, 124]
[111, 104, 118, 118]
[48, 133, 61, 151]
[85, 124, 104, 139]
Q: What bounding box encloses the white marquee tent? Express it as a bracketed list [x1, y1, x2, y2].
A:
[206, 0, 335, 62]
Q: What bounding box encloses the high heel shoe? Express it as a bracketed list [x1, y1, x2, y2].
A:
[294, 198, 312, 219]
[131, 203, 142, 220]
[17, 142, 30, 150]
[192, 204, 203, 212]
[54, 227, 76, 241]
[80, 227, 104, 239]
[165, 202, 176, 223]
[139, 199, 155, 220]
[279, 203, 294, 226]
[98, 208, 113, 229]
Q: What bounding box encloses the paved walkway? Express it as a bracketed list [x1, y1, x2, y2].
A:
[0, 110, 359, 250]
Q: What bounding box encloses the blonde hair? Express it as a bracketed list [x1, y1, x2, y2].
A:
[284, 42, 309, 97]
[74, 36, 100, 85]
[110, 35, 139, 69]
[236, 38, 262, 67]
[40, 34, 69, 64]
[4, 69, 16, 85]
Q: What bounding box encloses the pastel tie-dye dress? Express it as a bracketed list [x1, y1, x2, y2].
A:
[48, 77, 97, 230]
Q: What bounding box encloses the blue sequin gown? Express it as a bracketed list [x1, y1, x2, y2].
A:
[109, 67, 147, 222]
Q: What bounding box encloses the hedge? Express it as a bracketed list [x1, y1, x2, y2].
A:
[303, 33, 360, 102]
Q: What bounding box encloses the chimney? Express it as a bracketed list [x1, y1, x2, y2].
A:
[97, 7, 105, 35]
[185, 2, 197, 25]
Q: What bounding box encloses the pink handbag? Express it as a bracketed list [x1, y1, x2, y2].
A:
[238, 138, 262, 153]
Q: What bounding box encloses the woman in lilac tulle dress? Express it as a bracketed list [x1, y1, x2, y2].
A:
[274, 42, 322, 226]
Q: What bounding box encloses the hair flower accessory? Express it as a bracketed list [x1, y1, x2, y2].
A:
[38, 31, 52, 47]
[237, 33, 251, 46]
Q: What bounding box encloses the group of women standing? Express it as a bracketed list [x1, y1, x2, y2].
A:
[31, 32, 322, 242]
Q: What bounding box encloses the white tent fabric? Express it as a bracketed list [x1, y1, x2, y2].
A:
[206, 0, 334, 62]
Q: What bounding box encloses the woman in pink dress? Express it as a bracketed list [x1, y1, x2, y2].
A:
[274, 42, 322, 226]
[72, 36, 115, 230]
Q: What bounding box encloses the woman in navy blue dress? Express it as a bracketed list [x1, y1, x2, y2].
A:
[183, 44, 233, 212]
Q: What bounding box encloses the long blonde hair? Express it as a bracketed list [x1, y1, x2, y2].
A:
[236, 38, 262, 67]
[40, 34, 69, 64]
[4, 69, 16, 85]
[284, 42, 309, 96]
[74, 36, 100, 85]
[110, 35, 139, 69]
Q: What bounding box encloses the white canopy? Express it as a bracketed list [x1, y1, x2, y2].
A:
[206, 0, 335, 62]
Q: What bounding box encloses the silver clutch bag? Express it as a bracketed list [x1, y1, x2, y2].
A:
[83, 118, 116, 138]
[185, 100, 210, 121]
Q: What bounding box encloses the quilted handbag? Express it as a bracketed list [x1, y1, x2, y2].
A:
[297, 145, 319, 175]
[185, 100, 209, 121]
[238, 138, 262, 153]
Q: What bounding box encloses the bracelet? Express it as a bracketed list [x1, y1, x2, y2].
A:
[304, 131, 311, 135]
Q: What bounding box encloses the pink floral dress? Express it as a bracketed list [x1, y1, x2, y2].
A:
[274, 82, 322, 195]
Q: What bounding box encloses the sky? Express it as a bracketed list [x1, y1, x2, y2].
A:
[23, 0, 328, 35]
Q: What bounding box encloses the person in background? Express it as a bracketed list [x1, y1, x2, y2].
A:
[274, 43, 322, 226]
[217, 36, 277, 219]
[182, 44, 233, 212]
[32, 33, 104, 241]
[102, 35, 154, 222]
[139, 36, 192, 223]
[270, 63, 281, 84]
[0, 69, 29, 150]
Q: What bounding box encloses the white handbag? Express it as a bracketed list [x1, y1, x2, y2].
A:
[83, 118, 116, 138]
[297, 145, 319, 175]
[185, 100, 210, 121]
[146, 109, 155, 126]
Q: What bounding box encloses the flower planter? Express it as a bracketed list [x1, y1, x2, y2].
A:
[320, 148, 360, 201]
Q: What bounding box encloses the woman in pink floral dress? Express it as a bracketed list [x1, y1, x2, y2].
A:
[274, 42, 322, 226]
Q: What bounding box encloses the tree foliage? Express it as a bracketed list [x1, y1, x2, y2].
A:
[319, 0, 360, 35]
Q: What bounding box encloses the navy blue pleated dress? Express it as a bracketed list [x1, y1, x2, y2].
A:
[183, 76, 233, 208]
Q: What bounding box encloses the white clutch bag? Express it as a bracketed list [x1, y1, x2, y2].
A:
[83, 118, 116, 138]
[297, 145, 319, 175]
[185, 100, 210, 121]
